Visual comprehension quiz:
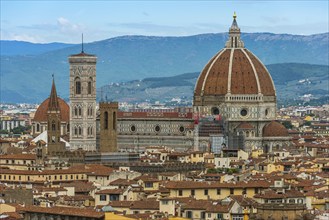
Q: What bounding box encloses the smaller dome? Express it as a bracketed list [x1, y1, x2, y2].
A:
[263, 121, 289, 137]
[236, 122, 254, 130]
[33, 97, 69, 122]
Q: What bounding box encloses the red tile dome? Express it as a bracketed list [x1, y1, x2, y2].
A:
[194, 13, 275, 99]
[33, 97, 69, 122]
[194, 48, 276, 96]
[263, 121, 289, 137]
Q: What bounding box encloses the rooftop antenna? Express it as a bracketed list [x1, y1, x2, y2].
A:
[81, 33, 84, 53]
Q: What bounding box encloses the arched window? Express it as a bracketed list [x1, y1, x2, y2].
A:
[78, 106, 82, 116]
[88, 77, 92, 95]
[113, 112, 116, 130]
[88, 106, 93, 117]
[104, 111, 108, 130]
[75, 77, 81, 95]
[51, 120, 56, 131]
[74, 127, 78, 136]
[37, 124, 40, 132]
[74, 107, 78, 116]
[67, 124, 70, 133]
[78, 127, 82, 136]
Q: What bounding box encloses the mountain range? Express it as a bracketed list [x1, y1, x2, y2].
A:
[98, 63, 329, 105]
[1, 32, 328, 103]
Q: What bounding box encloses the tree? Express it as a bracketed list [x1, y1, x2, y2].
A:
[281, 121, 293, 129]
[11, 125, 31, 134]
[303, 121, 312, 126]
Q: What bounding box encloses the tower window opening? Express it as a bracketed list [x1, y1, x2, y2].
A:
[51, 121, 56, 131]
[78, 107, 82, 116]
[113, 112, 116, 130]
[78, 127, 82, 135]
[104, 111, 108, 130]
[88, 78, 92, 95]
[75, 77, 81, 95]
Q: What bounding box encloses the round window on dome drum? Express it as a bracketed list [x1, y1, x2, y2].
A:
[130, 125, 136, 132]
[179, 126, 185, 133]
[212, 107, 220, 115]
[155, 125, 161, 132]
[240, 108, 248, 117]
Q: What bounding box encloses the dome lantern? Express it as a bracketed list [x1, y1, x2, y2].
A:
[225, 12, 244, 48]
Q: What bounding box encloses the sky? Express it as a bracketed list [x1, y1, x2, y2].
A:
[1, 0, 328, 43]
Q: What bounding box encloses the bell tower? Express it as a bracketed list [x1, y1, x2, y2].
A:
[47, 76, 65, 155]
[69, 41, 97, 151]
[99, 101, 118, 152]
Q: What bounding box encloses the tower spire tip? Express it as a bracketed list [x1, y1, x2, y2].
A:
[81, 33, 84, 53]
[233, 11, 237, 19]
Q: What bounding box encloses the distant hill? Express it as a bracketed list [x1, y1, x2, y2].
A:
[98, 63, 329, 105]
[0, 40, 74, 56]
[0, 32, 328, 103]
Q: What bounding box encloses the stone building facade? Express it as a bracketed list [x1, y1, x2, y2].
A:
[116, 111, 195, 152]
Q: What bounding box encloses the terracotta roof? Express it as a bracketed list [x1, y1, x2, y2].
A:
[263, 121, 289, 137]
[135, 174, 159, 182]
[61, 181, 96, 193]
[2, 212, 23, 219]
[194, 48, 275, 97]
[96, 189, 124, 194]
[0, 154, 36, 160]
[85, 164, 115, 176]
[178, 198, 234, 213]
[61, 195, 94, 201]
[254, 189, 304, 199]
[18, 205, 104, 218]
[109, 178, 138, 186]
[33, 97, 69, 122]
[236, 122, 254, 130]
[109, 199, 159, 210]
[69, 52, 95, 57]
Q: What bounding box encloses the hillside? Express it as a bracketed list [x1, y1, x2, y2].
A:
[98, 63, 329, 105]
[0, 40, 74, 56]
[1, 32, 328, 103]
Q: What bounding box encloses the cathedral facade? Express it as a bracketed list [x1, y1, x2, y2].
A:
[32, 14, 291, 154]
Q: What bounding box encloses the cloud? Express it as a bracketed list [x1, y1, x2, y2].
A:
[3, 33, 44, 43]
[57, 17, 85, 34]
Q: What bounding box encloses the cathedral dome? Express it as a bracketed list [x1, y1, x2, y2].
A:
[33, 97, 69, 122]
[194, 48, 275, 96]
[263, 121, 289, 137]
[194, 14, 275, 98]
